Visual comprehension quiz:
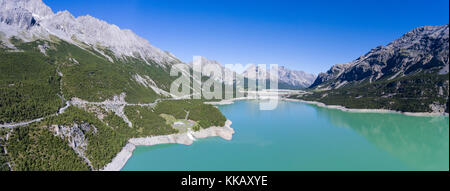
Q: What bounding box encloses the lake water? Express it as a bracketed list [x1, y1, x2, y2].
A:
[122, 100, 449, 171]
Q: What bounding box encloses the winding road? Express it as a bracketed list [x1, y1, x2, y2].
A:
[0, 93, 199, 129]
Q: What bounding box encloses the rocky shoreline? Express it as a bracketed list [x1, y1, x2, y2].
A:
[204, 97, 249, 106]
[283, 98, 449, 117]
[101, 98, 447, 171]
[205, 97, 449, 117]
[101, 120, 234, 171]
[204, 96, 269, 106]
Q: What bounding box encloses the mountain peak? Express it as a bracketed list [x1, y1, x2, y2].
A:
[386, 24, 449, 50]
[0, 0, 180, 66]
[55, 10, 74, 20]
[243, 65, 316, 89]
[0, 0, 54, 18]
[310, 24, 449, 90]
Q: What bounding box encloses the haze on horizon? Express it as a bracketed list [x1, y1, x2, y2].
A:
[44, 0, 449, 75]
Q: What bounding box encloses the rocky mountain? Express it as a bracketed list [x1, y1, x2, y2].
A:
[0, 0, 198, 105]
[0, 0, 228, 171]
[310, 25, 449, 90]
[243, 65, 316, 89]
[299, 25, 449, 113]
[276, 66, 316, 89]
[0, 0, 180, 66]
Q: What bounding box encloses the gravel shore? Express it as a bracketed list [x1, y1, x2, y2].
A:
[283, 98, 449, 117]
[101, 120, 234, 171]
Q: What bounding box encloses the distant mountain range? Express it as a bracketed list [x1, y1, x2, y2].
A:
[310, 25, 449, 90]
[189, 56, 316, 89]
[299, 25, 449, 113]
[242, 65, 316, 89]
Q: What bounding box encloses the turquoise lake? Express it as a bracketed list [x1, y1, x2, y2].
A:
[122, 100, 449, 171]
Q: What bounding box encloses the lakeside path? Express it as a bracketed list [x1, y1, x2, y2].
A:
[282, 98, 449, 117]
[101, 120, 234, 171]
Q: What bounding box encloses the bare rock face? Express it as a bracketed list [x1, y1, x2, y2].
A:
[52, 123, 98, 169]
[306, 25, 449, 113]
[0, 0, 54, 19]
[52, 123, 97, 150]
[310, 25, 449, 90]
[0, 7, 38, 29]
[191, 120, 234, 140]
[0, 0, 181, 66]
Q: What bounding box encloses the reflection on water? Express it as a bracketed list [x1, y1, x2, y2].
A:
[133, 144, 178, 155]
[314, 106, 449, 170]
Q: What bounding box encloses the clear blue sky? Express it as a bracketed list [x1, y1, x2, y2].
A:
[43, 0, 449, 75]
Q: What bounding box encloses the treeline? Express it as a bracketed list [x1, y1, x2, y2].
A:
[1, 38, 228, 170]
[45, 40, 167, 104]
[300, 71, 449, 113]
[1, 38, 177, 125]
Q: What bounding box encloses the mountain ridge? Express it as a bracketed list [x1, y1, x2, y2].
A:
[243, 64, 316, 89]
[295, 24, 449, 113]
[310, 24, 449, 90]
[0, 0, 180, 66]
